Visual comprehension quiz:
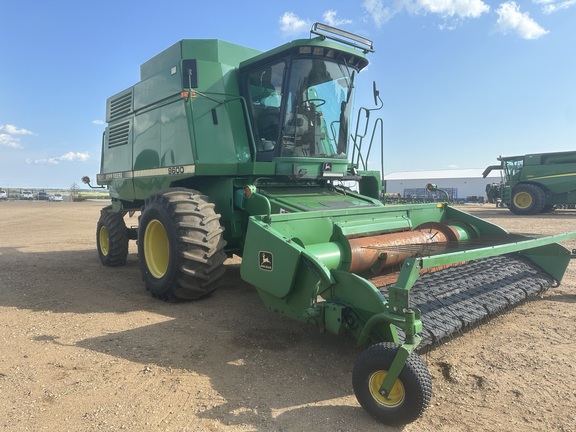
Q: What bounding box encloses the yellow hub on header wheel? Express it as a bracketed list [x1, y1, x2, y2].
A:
[368, 370, 405, 407]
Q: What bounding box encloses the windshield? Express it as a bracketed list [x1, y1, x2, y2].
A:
[281, 58, 353, 158]
[503, 158, 524, 180]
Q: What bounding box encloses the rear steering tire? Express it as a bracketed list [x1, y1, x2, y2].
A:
[352, 342, 432, 425]
[137, 188, 227, 301]
[97, 208, 129, 266]
[510, 184, 546, 215]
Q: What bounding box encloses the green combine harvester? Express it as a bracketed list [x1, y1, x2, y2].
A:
[84, 23, 575, 425]
[483, 150, 576, 214]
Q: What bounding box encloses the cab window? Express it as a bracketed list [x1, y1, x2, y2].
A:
[247, 62, 285, 153]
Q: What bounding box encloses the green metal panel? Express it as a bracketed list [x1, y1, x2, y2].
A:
[133, 101, 193, 169]
[240, 219, 303, 298]
[519, 152, 576, 194]
[140, 41, 182, 80]
[251, 254, 333, 322]
[333, 215, 412, 237]
[132, 100, 194, 200]
[252, 211, 336, 246]
[260, 186, 381, 213]
[305, 242, 343, 269]
[358, 170, 381, 200]
[101, 125, 133, 174]
[525, 169, 576, 194]
[108, 177, 135, 201]
[140, 40, 260, 80]
[188, 95, 250, 164]
[99, 124, 135, 200]
[274, 157, 349, 177]
[180, 44, 257, 166]
[180, 40, 261, 69]
[180, 41, 259, 167]
[520, 243, 573, 282]
[443, 205, 507, 236]
[133, 66, 181, 112]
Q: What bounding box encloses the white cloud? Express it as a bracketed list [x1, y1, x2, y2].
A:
[363, 0, 490, 28]
[323, 10, 353, 27]
[92, 119, 104, 125]
[279, 12, 310, 36]
[534, 0, 576, 13]
[26, 157, 58, 165]
[363, 0, 394, 28]
[0, 124, 34, 135]
[0, 133, 24, 149]
[496, 1, 549, 39]
[59, 151, 90, 161]
[26, 151, 90, 165]
[413, 0, 490, 18]
[0, 123, 34, 149]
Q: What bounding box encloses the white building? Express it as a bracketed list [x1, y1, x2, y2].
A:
[384, 168, 502, 201]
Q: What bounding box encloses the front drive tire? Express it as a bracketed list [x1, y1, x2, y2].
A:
[352, 342, 432, 425]
[138, 188, 227, 301]
[97, 208, 129, 266]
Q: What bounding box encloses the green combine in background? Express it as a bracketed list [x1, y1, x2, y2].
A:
[483, 150, 576, 214]
[83, 23, 576, 425]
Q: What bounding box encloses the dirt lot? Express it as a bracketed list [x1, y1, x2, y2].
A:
[0, 201, 575, 432]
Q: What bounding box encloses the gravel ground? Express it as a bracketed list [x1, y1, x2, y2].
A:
[0, 201, 575, 431]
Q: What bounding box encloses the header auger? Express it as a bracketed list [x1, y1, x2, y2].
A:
[85, 23, 576, 425]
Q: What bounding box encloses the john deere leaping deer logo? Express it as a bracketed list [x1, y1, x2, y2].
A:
[259, 251, 273, 271]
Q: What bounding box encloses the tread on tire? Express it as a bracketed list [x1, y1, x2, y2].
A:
[138, 188, 227, 301]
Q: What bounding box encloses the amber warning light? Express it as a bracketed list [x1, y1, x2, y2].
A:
[181, 91, 197, 99]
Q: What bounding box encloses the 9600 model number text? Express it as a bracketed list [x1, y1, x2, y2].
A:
[168, 166, 185, 175]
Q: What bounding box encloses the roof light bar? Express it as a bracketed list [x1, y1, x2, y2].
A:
[311, 23, 374, 53]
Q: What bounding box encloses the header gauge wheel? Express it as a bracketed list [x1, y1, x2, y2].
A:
[138, 188, 227, 301]
[352, 342, 432, 425]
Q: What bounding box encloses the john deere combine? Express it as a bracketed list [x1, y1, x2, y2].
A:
[483, 151, 576, 214]
[85, 23, 575, 425]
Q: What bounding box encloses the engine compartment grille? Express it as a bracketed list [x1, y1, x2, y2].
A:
[108, 91, 133, 122]
[108, 120, 131, 148]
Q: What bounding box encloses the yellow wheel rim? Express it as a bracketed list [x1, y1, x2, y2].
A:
[513, 192, 532, 209]
[144, 219, 169, 279]
[368, 370, 405, 408]
[99, 226, 110, 256]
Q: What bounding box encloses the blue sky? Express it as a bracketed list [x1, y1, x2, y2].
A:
[1, 0, 575, 189]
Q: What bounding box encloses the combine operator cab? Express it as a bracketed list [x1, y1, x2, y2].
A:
[241, 23, 370, 165]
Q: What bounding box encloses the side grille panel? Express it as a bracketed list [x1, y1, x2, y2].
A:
[107, 90, 133, 122]
[108, 120, 131, 148]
